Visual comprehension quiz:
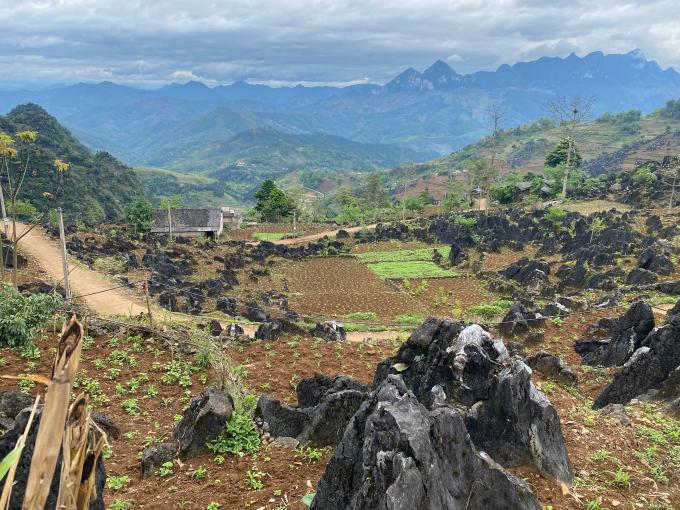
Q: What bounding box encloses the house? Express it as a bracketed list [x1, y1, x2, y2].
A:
[151, 208, 224, 238]
[221, 207, 242, 227]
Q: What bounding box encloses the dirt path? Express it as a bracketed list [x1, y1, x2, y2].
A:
[265, 224, 378, 245]
[12, 222, 147, 316]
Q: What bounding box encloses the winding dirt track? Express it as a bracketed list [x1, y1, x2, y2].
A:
[13, 222, 399, 341]
[13, 221, 148, 316]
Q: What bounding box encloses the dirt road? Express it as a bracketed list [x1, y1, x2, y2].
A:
[12, 222, 147, 316]
[258, 224, 378, 246]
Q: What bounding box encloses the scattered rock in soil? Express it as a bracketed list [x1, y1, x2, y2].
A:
[308, 321, 347, 341]
[498, 301, 545, 337]
[255, 318, 307, 340]
[140, 442, 177, 478]
[172, 387, 234, 459]
[311, 375, 542, 510]
[526, 352, 578, 385]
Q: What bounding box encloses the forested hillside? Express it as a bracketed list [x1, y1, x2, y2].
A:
[0, 104, 145, 223]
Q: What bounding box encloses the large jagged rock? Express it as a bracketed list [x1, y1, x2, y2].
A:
[0, 408, 106, 509]
[311, 375, 542, 510]
[172, 387, 234, 459]
[626, 268, 658, 286]
[578, 301, 655, 367]
[465, 360, 573, 483]
[255, 374, 369, 447]
[374, 319, 572, 484]
[140, 442, 176, 478]
[594, 314, 680, 409]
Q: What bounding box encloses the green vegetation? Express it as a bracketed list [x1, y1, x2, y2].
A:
[0, 104, 145, 224]
[124, 199, 154, 234]
[364, 260, 453, 279]
[254, 179, 296, 222]
[356, 247, 450, 264]
[253, 232, 290, 241]
[0, 283, 61, 348]
[207, 395, 261, 458]
[136, 166, 232, 208]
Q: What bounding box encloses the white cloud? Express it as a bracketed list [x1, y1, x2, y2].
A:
[0, 0, 678, 87]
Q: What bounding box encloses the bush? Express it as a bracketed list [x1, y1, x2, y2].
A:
[0, 283, 61, 348]
[468, 304, 505, 319]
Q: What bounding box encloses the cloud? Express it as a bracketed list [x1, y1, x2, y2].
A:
[0, 0, 678, 88]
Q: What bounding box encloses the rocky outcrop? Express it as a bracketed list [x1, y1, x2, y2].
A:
[577, 301, 655, 367]
[0, 390, 33, 431]
[638, 244, 674, 275]
[501, 258, 551, 294]
[172, 388, 234, 459]
[373, 319, 572, 484]
[626, 268, 658, 286]
[255, 375, 369, 447]
[310, 375, 542, 510]
[0, 408, 106, 509]
[593, 314, 680, 409]
[140, 442, 176, 478]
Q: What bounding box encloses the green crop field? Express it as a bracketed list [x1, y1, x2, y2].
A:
[356, 247, 451, 264]
[253, 232, 291, 241]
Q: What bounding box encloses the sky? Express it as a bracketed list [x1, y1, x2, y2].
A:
[1, 0, 679, 89]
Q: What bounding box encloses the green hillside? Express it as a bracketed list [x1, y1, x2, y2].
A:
[135, 166, 241, 208]
[164, 126, 434, 174]
[0, 103, 145, 224]
[401, 100, 680, 178]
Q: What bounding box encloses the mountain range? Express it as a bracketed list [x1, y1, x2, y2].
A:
[1, 50, 679, 184]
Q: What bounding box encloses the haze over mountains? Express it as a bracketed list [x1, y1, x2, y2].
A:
[1, 50, 679, 177]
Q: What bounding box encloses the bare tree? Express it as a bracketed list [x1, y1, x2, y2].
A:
[485, 103, 506, 170]
[546, 95, 595, 199]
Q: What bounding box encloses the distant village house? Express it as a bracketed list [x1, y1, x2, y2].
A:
[151, 207, 241, 238]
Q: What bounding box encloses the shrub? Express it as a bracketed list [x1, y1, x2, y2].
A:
[468, 304, 505, 319]
[0, 283, 61, 348]
[207, 404, 260, 457]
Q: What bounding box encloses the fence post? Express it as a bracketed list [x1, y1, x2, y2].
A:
[57, 208, 72, 303]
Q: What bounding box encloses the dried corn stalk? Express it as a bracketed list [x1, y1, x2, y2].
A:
[22, 315, 84, 510]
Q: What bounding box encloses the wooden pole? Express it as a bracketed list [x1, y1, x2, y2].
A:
[57, 208, 72, 303]
[0, 182, 7, 281]
[144, 281, 153, 327]
[293, 209, 297, 237]
[167, 204, 173, 242]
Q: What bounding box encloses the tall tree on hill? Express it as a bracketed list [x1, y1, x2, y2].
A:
[486, 103, 506, 171]
[361, 174, 390, 210]
[254, 180, 295, 222]
[546, 95, 594, 199]
[467, 158, 498, 210]
[0, 130, 69, 286]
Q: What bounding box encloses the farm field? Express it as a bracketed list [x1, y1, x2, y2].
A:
[3, 202, 680, 510]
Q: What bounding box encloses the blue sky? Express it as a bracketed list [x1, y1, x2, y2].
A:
[1, 0, 679, 88]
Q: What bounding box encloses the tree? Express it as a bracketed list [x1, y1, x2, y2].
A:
[159, 194, 185, 210]
[125, 199, 154, 234]
[442, 180, 469, 211]
[254, 179, 277, 206]
[546, 95, 594, 199]
[545, 139, 583, 169]
[361, 174, 390, 209]
[486, 103, 506, 170]
[0, 130, 69, 286]
[660, 156, 680, 211]
[466, 158, 498, 208]
[403, 195, 426, 213]
[254, 180, 295, 222]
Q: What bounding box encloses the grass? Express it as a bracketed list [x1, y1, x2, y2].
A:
[364, 260, 454, 279]
[356, 247, 451, 264]
[253, 232, 290, 242]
